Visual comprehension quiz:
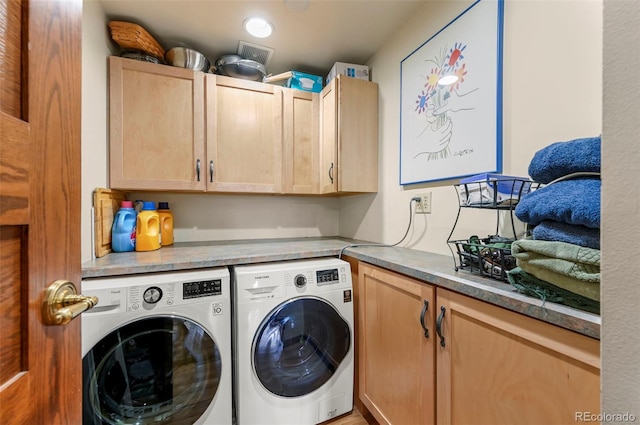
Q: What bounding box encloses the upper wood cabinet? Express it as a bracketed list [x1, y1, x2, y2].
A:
[108, 58, 378, 195]
[282, 87, 319, 194]
[357, 262, 601, 425]
[320, 75, 379, 194]
[109, 56, 205, 191]
[206, 74, 283, 193]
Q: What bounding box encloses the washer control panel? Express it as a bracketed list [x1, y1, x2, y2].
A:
[183, 279, 223, 299]
[128, 283, 176, 311]
[126, 279, 223, 311]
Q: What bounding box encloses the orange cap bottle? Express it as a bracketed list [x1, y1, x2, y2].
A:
[136, 202, 161, 251]
[158, 202, 174, 246]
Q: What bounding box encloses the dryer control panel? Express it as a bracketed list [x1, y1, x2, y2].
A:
[316, 268, 340, 285]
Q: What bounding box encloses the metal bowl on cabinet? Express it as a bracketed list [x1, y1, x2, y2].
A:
[165, 47, 210, 72]
[213, 54, 266, 81]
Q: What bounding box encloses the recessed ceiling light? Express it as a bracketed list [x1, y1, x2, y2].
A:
[437, 75, 459, 86]
[244, 17, 273, 38]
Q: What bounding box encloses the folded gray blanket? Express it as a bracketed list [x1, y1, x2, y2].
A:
[528, 136, 601, 184]
[532, 220, 600, 250]
[511, 239, 600, 301]
[507, 267, 599, 314]
[515, 178, 600, 228]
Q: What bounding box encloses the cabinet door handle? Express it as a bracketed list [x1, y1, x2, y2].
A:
[196, 159, 201, 181]
[209, 160, 214, 183]
[436, 306, 446, 347]
[328, 162, 334, 184]
[419, 300, 429, 339]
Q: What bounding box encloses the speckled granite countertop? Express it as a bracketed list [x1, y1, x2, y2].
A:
[81, 237, 600, 339]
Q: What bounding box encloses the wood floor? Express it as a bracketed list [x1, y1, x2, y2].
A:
[324, 407, 378, 425]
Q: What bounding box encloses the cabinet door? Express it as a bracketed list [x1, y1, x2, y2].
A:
[358, 263, 435, 425]
[337, 75, 378, 193]
[319, 75, 378, 194]
[206, 75, 283, 193]
[282, 87, 319, 194]
[319, 78, 338, 193]
[109, 57, 205, 191]
[436, 288, 600, 425]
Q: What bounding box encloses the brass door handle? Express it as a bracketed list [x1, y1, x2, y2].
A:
[41, 280, 98, 326]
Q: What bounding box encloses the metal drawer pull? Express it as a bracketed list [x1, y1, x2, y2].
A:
[420, 300, 429, 338]
[196, 159, 201, 181]
[210, 160, 214, 183]
[436, 306, 446, 347]
[329, 162, 334, 184]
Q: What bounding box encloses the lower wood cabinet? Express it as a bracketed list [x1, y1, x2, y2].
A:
[357, 262, 600, 425]
[436, 288, 600, 425]
[358, 263, 436, 425]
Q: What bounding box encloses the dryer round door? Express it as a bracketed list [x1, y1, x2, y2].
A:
[83, 316, 222, 424]
[252, 296, 351, 398]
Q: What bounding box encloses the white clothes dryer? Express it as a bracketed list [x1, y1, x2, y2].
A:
[81, 268, 232, 425]
[233, 258, 354, 425]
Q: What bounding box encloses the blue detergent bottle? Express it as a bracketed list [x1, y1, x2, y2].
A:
[111, 200, 137, 252]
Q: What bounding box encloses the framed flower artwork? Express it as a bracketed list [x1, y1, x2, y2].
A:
[400, 0, 504, 185]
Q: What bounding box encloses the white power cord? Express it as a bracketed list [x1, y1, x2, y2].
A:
[338, 197, 421, 259]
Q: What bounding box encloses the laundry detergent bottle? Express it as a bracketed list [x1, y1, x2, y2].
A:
[111, 200, 136, 252]
[158, 202, 174, 246]
[136, 202, 161, 251]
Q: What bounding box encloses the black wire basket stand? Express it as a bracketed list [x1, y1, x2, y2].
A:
[446, 178, 540, 281]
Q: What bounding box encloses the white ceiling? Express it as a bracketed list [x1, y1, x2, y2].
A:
[99, 0, 427, 78]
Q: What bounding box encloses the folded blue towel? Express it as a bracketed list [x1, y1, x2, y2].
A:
[532, 220, 600, 250]
[515, 178, 600, 228]
[528, 136, 601, 184]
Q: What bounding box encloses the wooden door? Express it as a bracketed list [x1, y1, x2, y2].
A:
[436, 288, 600, 425]
[282, 87, 319, 194]
[0, 0, 83, 424]
[206, 74, 283, 193]
[358, 263, 436, 425]
[109, 56, 205, 191]
[319, 78, 338, 194]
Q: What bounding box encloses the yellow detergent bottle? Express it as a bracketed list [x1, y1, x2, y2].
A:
[136, 202, 161, 251]
[158, 202, 174, 246]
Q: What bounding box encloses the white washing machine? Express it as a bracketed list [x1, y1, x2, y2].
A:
[233, 258, 354, 425]
[81, 268, 232, 425]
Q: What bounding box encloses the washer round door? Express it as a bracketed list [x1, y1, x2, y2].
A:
[252, 296, 351, 398]
[83, 316, 222, 424]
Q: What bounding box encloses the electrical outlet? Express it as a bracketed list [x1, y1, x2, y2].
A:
[416, 192, 432, 214]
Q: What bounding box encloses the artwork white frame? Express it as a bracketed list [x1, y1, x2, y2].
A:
[400, 0, 504, 185]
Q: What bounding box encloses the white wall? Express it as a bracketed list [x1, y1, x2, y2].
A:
[127, 192, 339, 243]
[340, 0, 603, 257]
[602, 0, 640, 417]
[81, 0, 112, 262]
